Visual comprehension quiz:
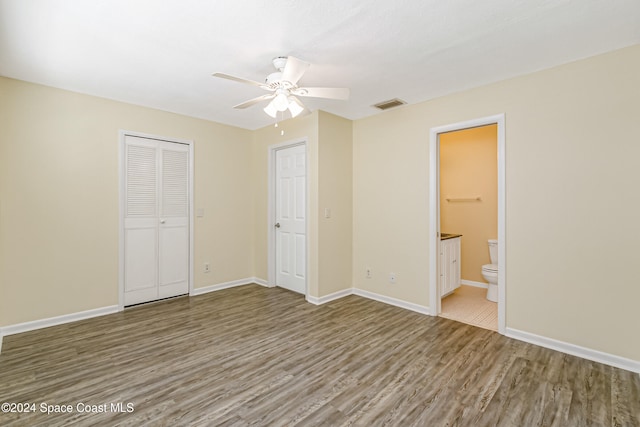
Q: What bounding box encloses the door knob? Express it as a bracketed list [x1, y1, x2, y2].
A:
[275, 222, 280, 228]
[160, 219, 166, 224]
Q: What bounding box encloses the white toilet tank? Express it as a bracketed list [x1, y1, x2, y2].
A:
[488, 239, 498, 265]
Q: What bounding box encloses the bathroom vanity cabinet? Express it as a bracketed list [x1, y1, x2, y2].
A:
[440, 235, 461, 297]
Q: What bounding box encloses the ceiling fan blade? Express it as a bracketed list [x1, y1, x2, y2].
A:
[293, 87, 350, 100]
[233, 94, 275, 109]
[281, 56, 310, 85]
[212, 73, 269, 89]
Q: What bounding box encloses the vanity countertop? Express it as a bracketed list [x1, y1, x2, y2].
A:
[441, 233, 462, 240]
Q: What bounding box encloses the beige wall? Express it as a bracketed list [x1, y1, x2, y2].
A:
[440, 125, 497, 283]
[353, 44, 640, 361]
[0, 77, 254, 326]
[352, 106, 430, 305]
[318, 111, 353, 296]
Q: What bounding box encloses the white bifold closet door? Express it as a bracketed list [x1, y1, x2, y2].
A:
[124, 135, 190, 306]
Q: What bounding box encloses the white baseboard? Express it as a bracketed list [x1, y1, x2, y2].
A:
[0, 305, 119, 339]
[191, 277, 269, 296]
[252, 277, 272, 287]
[461, 280, 488, 289]
[305, 287, 430, 316]
[353, 288, 430, 315]
[506, 327, 640, 374]
[306, 289, 352, 305]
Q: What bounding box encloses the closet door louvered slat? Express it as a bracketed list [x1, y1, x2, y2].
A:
[162, 149, 189, 217]
[126, 144, 157, 217]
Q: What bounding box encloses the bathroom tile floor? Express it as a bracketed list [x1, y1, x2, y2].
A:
[440, 285, 498, 331]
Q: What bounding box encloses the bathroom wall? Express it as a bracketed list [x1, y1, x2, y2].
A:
[440, 125, 498, 283]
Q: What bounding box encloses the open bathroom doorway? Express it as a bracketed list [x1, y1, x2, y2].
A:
[429, 114, 506, 334]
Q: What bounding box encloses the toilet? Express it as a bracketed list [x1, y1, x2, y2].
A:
[481, 239, 498, 302]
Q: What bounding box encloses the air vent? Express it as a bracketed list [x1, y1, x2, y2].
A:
[373, 98, 406, 110]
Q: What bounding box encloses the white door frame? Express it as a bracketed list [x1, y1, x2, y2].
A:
[267, 138, 309, 296]
[428, 114, 506, 334]
[118, 130, 194, 311]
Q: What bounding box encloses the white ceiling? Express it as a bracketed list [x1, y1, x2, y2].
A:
[1, 0, 639, 130]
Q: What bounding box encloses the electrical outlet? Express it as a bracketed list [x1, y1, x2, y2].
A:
[366, 268, 372, 279]
[389, 273, 397, 284]
[204, 262, 210, 273]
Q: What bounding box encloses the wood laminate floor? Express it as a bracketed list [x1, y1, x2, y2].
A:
[1, 284, 638, 426]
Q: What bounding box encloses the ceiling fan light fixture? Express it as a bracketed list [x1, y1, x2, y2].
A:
[288, 96, 304, 118]
[273, 92, 289, 111]
[263, 100, 278, 118]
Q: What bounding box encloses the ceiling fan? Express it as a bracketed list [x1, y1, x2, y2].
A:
[213, 56, 349, 119]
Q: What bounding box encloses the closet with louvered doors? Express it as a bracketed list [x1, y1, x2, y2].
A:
[123, 135, 190, 306]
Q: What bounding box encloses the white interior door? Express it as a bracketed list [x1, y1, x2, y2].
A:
[275, 144, 306, 294]
[124, 135, 190, 306]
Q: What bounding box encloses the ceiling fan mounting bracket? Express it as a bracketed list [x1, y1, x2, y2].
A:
[272, 56, 288, 71]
